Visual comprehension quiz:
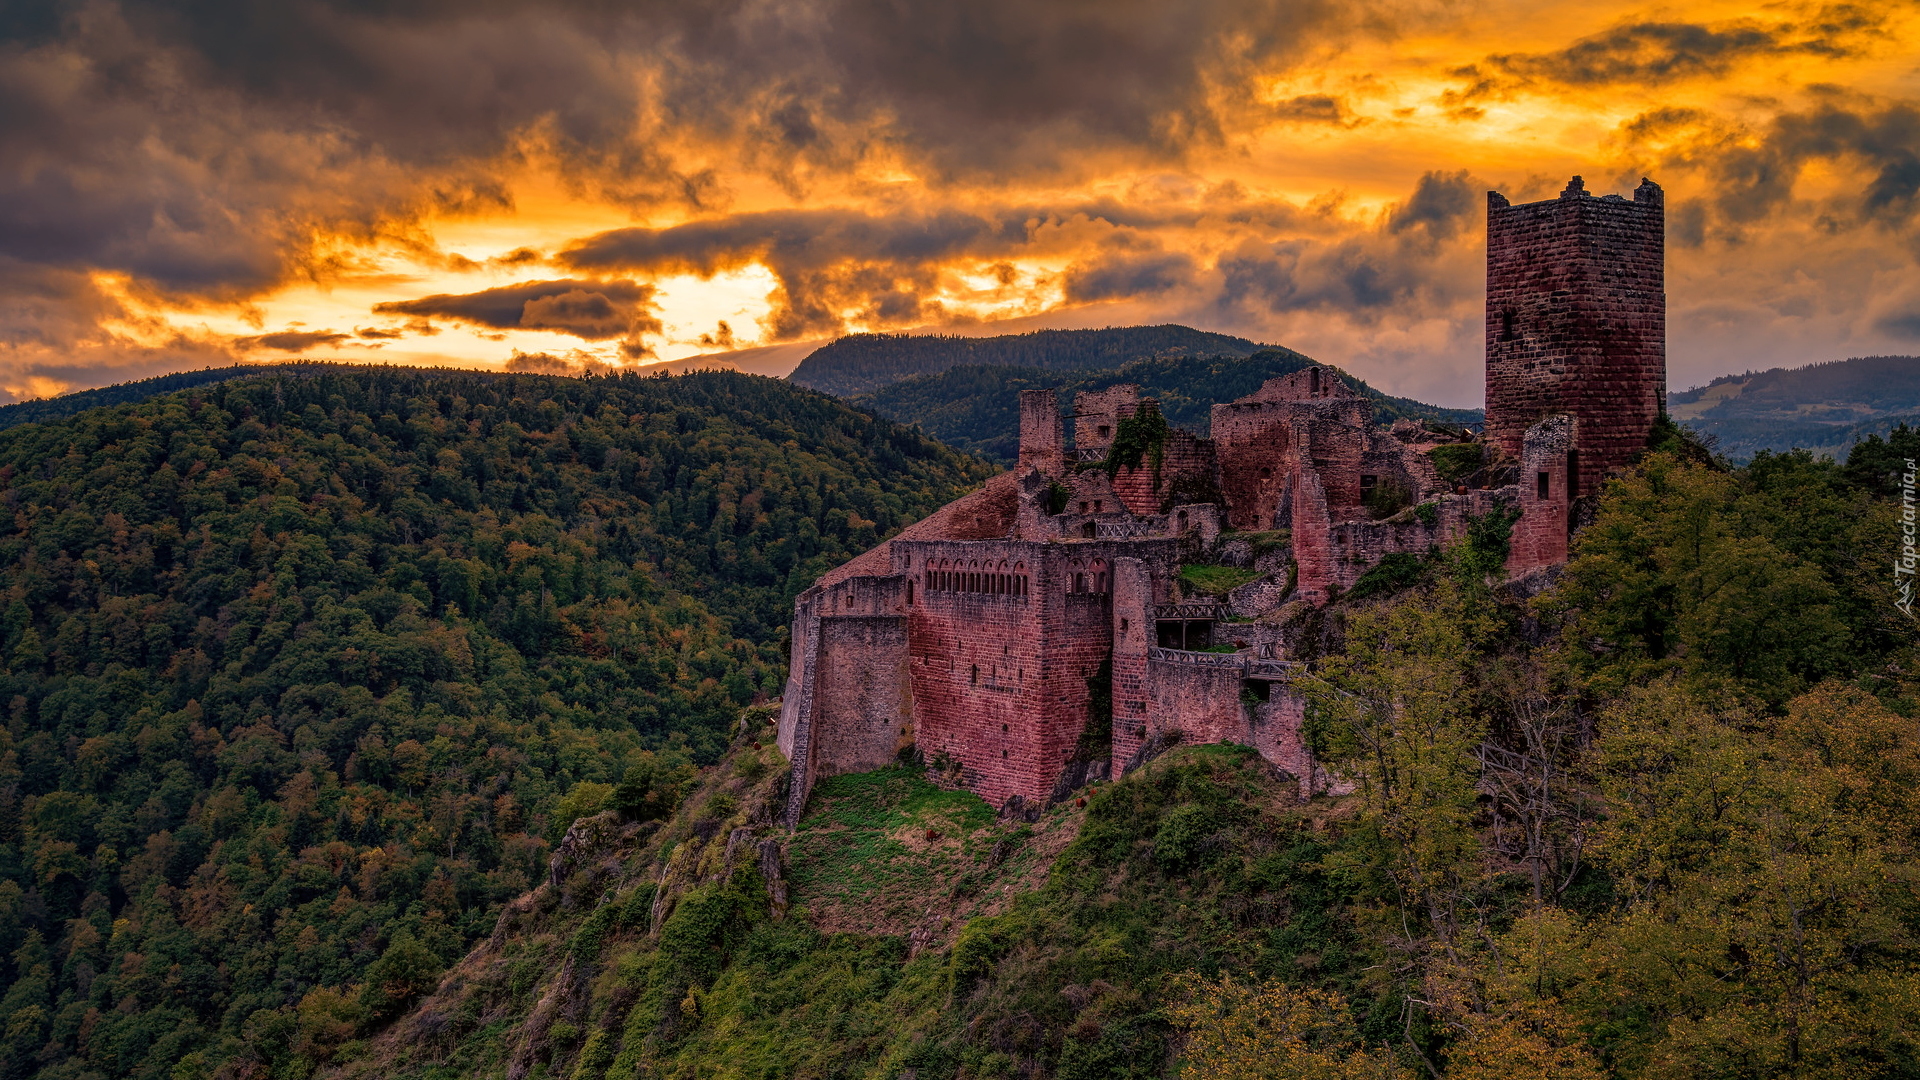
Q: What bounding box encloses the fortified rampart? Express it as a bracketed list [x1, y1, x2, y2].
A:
[776, 174, 1667, 820]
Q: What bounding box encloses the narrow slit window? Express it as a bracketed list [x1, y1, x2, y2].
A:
[1537, 471, 1551, 500]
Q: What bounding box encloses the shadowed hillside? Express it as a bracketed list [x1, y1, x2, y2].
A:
[0, 366, 994, 1080]
[856, 352, 1485, 461]
[787, 325, 1269, 397]
[1668, 354, 1920, 460]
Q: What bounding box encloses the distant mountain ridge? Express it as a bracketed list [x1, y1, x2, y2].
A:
[857, 352, 1485, 462]
[1668, 355, 1920, 460]
[787, 324, 1268, 396]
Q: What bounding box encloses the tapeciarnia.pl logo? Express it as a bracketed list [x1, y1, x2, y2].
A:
[1899, 458, 1918, 621]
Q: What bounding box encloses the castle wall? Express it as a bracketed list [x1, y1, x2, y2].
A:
[1075, 385, 1140, 451]
[898, 539, 1140, 807]
[1019, 387, 1064, 473]
[1290, 466, 1335, 603]
[1146, 657, 1249, 747]
[1109, 558, 1155, 774]
[1486, 177, 1664, 494]
[1508, 414, 1576, 576]
[812, 615, 913, 774]
[1211, 402, 1298, 530]
[1111, 428, 1216, 516]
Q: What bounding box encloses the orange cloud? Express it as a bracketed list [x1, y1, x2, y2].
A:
[0, 0, 1916, 407]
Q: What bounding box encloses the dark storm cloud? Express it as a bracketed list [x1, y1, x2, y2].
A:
[1387, 170, 1479, 242]
[1062, 249, 1203, 303]
[1210, 173, 1490, 320]
[236, 331, 352, 352]
[1270, 95, 1351, 125]
[1618, 95, 1920, 231]
[561, 204, 1106, 337]
[1448, 9, 1883, 102]
[373, 279, 660, 340]
[0, 0, 1353, 366]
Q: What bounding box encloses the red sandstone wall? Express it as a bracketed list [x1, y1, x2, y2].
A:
[1211, 403, 1298, 530]
[1145, 659, 1249, 747]
[813, 615, 913, 772]
[1108, 558, 1155, 774]
[1507, 415, 1575, 575]
[1290, 467, 1335, 602]
[899, 539, 1120, 807]
[1075, 385, 1140, 451]
[1020, 387, 1064, 472]
[1111, 429, 1216, 516]
[1485, 178, 1664, 495]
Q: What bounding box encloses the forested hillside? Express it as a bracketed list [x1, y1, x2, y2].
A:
[346, 429, 1920, 1080]
[787, 325, 1268, 397]
[857, 352, 1485, 461]
[0, 367, 994, 1080]
[1668, 354, 1920, 460]
[0, 365, 327, 433]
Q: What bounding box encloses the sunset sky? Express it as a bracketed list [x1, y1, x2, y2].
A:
[3, 0, 1918, 407]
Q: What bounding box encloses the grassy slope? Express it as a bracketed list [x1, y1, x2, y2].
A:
[857, 353, 1485, 462]
[338, 736, 1372, 1080]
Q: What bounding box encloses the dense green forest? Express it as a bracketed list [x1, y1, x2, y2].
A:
[857, 352, 1485, 461]
[340, 428, 1920, 1080]
[787, 325, 1269, 397]
[0, 367, 994, 1080]
[0, 366, 332, 433]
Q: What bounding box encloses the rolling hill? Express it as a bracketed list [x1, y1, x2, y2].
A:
[1668, 354, 1920, 460]
[786, 325, 1269, 397]
[855, 352, 1486, 462]
[0, 366, 993, 1080]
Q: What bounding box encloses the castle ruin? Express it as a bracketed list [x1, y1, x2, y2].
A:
[775, 176, 1666, 820]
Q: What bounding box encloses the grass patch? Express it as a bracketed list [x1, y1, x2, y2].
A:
[1179, 564, 1263, 597]
[1426, 442, 1484, 482]
[787, 766, 1007, 933]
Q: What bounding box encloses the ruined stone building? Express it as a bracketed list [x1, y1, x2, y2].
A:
[775, 177, 1666, 820]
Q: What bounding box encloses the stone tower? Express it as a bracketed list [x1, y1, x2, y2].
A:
[1485, 176, 1665, 497]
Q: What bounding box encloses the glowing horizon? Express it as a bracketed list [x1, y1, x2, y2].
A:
[3, 0, 1918, 408]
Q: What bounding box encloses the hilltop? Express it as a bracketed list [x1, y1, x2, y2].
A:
[0, 366, 993, 1080]
[0, 363, 338, 431]
[856, 352, 1485, 461]
[338, 425, 1920, 1080]
[787, 325, 1268, 397]
[1668, 354, 1920, 460]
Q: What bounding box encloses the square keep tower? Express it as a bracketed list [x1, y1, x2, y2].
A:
[1485, 176, 1665, 496]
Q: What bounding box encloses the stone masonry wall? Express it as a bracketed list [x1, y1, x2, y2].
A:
[898, 539, 1133, 807]
[1508, 414, 1576, 575]
[1111, 428, 1216, 517]
[1108, 558, 1155, 776]
[1075, 385, 1141, 452]
[812, 615, 913, 773]
[1145, 658, 1250, 749]
[1486, 176, 1664, 496]
[1019, 387, 1064, 473]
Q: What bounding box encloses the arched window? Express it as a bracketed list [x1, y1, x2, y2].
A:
[1092, 559, 1108, 594]
[1013, 562, 1027, 598]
